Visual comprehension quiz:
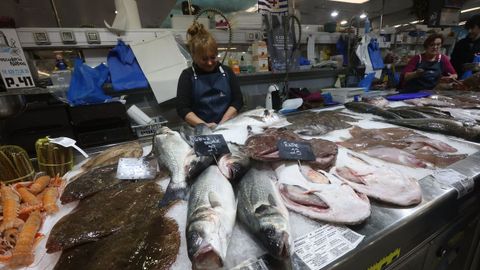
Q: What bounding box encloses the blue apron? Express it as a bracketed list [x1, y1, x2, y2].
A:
[191, 65, 232, 124]
[403, 54, 442, 92]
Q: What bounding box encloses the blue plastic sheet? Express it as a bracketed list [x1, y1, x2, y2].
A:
[358, 72, 375, 91]
[107, 40, 149, 91]
[67, 58, 111, 106]
[368, 38, 384, 70]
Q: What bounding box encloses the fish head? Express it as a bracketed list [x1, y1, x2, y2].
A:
[187, 214, 227, 269]
[255, 204, 292, 259]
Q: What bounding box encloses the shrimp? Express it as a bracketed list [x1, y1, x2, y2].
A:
[9, 210, 42, 267]
[28, 175, 50, 195]
[42, 187, 59, 214]
[0, 185, 24, 232]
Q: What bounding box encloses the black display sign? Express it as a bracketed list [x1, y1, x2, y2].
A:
[277, 139, 315, 161]
[192, 134, 230, 156]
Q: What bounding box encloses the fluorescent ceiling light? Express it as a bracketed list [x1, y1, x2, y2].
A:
[461, 7, 480, 13]
[340, 20, 348, 25]
[328, 0, 369, 3]
[331, 10, 339, 17]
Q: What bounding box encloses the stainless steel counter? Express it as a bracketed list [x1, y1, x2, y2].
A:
[304, 151, 480, 270]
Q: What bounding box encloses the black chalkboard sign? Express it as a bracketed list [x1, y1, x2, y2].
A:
[277, 139, 315, 161]
[192, 134, 230, 156]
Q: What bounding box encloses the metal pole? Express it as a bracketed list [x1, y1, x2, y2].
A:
[50, 0, 62, 27]
[379, 0, 385, 30]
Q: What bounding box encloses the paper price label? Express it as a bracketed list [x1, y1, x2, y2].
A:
[294, 224, 364, 270]
[433, 169, 474, 199]
[192, 134, 230, 156]
[277, 139, 315, 161]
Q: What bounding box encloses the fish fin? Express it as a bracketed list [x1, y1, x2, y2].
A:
[158, 186, 188, 207]
[267, 194, 277, 207]
[208, 192, 222, 208]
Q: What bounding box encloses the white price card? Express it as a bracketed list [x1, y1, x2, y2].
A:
[433, 169, 474, 199]
[293, 224, 364, 270]
[230, 258, 269, 270]
[0, 29, 35, 89]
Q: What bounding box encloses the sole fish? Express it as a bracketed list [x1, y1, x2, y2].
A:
[186, 166, 236, 270]
[82, 141, 143, 170]
[274, 162, 371, 225]
[237, 163, 292, 259]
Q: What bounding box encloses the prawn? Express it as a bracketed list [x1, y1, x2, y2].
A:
[28, 175, 50, 194]
[42, 187, 59, 214]
[9, 210, 42, 267]
[0, 185, 23, 232]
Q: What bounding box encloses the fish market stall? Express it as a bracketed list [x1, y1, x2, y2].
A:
[12, 98, 480, 270]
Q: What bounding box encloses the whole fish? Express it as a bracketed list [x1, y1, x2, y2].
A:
[285, 111, 357, 136]
[215, 108, 289, 131]
[362, 147, 428, 168]
[186, 166, 236, 270]
[344, 102, 402, 119]
[274, 162, 371, 225]
[335, 152, 422, 206]
[244, 128, 338, 170]
[387, 108, 433, 119]
[217, 143, 251, 182]
[381, 118, 480, 143]
[60, 164, 121, 204]
[53, 213, 180, 270]
[154, 127, 213, 205]
[237, 163, 292, 259]
[47, 181, 163, 253]
[82, 141, 143, 170]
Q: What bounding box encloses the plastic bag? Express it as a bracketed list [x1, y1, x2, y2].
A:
[67, 58, 111, 106]
[108, 40, 148, 91]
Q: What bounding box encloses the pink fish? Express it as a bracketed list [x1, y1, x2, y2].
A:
[274, 162, 371, 225]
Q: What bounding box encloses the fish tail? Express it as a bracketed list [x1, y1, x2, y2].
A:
[158, 186, 188, 207]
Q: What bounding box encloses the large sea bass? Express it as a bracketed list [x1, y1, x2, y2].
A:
[154, 127, 212, 205]
[237, 163, 293, 259]
[186, 166, 237, 270]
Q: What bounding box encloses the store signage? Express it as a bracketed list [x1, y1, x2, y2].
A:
[277, 139, 315, 161]
[192, 134, 230, 156]
[0, 29, 35, 89]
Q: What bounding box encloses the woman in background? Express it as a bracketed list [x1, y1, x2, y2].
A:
[176, 22, 243, 128]
[400, 33, 457, 92]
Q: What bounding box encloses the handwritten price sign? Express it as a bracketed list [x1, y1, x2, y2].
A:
[277, 140, 315, 161]
[192, 134, 230, 156]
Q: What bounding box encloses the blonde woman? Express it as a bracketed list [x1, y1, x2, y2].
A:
[176, 22, 243, 128]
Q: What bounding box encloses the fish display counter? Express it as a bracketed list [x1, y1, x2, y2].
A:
[14, 95, 480, 270]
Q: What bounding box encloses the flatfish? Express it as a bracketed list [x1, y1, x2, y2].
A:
[285, 110, 357, 136]
[60, 164, 121, 204]
[47, 181, 163, 253]
[53, 213, 180, 270]
[81, 141, 143, 170]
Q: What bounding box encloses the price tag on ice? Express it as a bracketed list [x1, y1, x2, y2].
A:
[277, 139, 315, 161]
[432, 169, 474, 199]
[192, 134, 230, 156]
